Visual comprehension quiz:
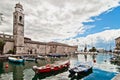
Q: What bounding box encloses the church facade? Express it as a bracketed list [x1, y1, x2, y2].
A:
[0, 3, 77, 55]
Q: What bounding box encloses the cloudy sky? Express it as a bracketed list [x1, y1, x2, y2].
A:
[0, 0, 120, 51]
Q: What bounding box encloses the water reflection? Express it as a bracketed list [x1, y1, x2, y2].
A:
[13, 65, 24, 80]
[0, 53, 120, 80]
[84, 54, 87, 61]
[68, 68, 93, 80]
[84, 68, 117, 80]
[92, 54, 96, 60]
[32, 68, 68, 80]
[0, 62, 4, 75]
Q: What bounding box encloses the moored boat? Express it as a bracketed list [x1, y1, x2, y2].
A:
[8, 55, 24, 63]
[69, 62, 93, 76]
[47, 53, 68, 58]
[37, 55, 46, 60]
[32, 60, 70, 74]
[24, 56, 37, 61]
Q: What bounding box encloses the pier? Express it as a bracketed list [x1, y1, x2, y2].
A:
[0, 55, 8, 60]
[112, 73, 120, 80]
[0, 54, 37, 60]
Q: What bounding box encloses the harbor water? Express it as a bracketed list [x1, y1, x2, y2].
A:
[0, 53, 119, 80]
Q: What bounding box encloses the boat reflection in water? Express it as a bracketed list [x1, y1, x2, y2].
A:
[32, 67, 69, 80]
[68, 68, 93, 80]
[8, 60, 25, 66]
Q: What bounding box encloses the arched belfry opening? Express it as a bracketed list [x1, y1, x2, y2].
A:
[19, 16, 22, 22]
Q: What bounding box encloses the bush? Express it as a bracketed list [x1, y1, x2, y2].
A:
[89, 47, 97, 52]
[7, 49, 15, 54]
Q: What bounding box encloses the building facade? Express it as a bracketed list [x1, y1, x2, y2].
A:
[0, 3, 77, 55]
[115, 37, 120, 50]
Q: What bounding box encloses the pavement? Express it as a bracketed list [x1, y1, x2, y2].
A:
[0, 55, 8, 60]
[112, 73, 120, 80]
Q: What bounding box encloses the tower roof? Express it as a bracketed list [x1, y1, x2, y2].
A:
[15, 3, 23, 10]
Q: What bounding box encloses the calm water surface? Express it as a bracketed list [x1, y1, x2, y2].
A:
[0, 53, 119, 80]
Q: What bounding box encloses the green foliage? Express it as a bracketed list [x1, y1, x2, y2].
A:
[89, 47, 97, 52]
[7, 49, 15, 54]
[0, 39, 5, 54]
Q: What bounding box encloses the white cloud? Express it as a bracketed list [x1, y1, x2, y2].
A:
[60, 29, 120, 50]
[0, 0, 120, 42]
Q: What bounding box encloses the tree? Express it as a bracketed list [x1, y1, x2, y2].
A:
[0, 39, 5, 55]
[89, 47, 97, 52]
[7, 49, 15, 54]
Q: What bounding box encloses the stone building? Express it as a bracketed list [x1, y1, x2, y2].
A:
[0, 3, 77, 55]
[115, 37, 120, 50]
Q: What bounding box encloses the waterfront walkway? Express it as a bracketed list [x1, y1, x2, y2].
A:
[112, 73, 120, 80]
[0, 55, 8, 59]
[0, 54, 37, 60]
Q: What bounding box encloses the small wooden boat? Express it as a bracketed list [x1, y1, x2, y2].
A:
[32, 63, 69, 79]
[8, 55, 24, 63]
[69, 62, 92, 76]
[68, 67, 93, 80]
[32, 60, 70, 74]
[24, 56, 36, 61]
[47, 53, 68, 58]
[37, 55, 46, 60]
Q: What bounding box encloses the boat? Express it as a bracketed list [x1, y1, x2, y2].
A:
[37, 55, 46, 60]
[68, 69, 93, 80]
[110, 57, 116, 61]
[110, 56, 120, 64]
[47, 53, 68, 58]
[32, 60, 70, 75]
[69, 62, 93, 76]
[8, 55, 24, 63]
[24, 56, 37, 61]
[32, 62, 69, 79]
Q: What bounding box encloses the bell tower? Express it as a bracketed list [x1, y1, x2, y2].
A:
[13, 3, 24, 54]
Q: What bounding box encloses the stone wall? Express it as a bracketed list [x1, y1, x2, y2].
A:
[23, 41, 78, 55]
[0, 35, 77, 55]
[3, 40, 14, 54]
[56, 46, 65, 53]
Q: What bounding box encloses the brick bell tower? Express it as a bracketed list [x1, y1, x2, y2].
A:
[13, 3, 24, 54]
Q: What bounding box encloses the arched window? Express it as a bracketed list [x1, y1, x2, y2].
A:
[14, 15, 17, 22]
[14, 15, 16, 19]
[19, 16, 22, 22]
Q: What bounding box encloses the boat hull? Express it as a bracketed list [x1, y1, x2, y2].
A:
[32, 67, 68, 79]
[8, 57, 24, 63]
[69, 62, 93, 79]
[25, 58, 36, 61]
[32, 61, 70, 75]
[47, 54, 68, 58]
[68, 67, 93, 79]
[69, 67, 92, 75]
